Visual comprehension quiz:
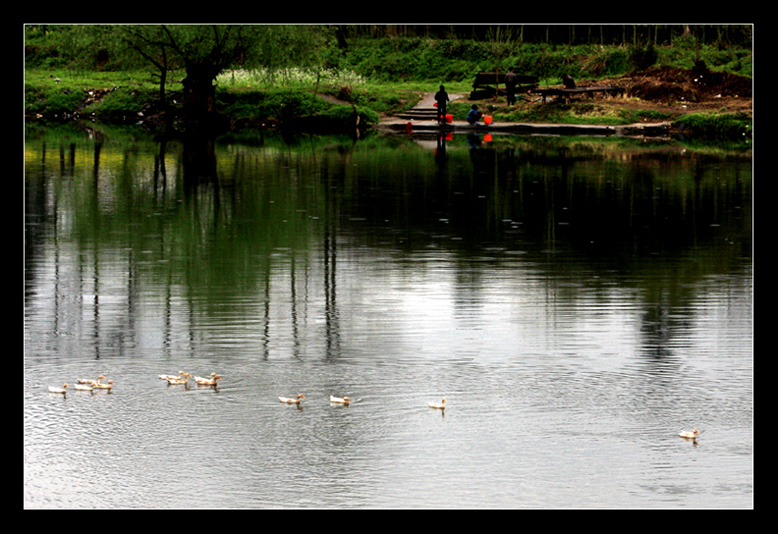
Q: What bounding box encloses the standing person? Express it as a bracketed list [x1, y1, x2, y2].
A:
[434, 85, 449, 125]
[504, 68, 519, 105]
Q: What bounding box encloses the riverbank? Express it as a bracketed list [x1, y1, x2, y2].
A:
[377, 91, 674, 138]
[377, 66, 752, 141]
[25, 65, 752, 142]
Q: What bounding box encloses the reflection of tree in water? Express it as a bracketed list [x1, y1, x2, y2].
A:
[182, 133, 219, 192]
[321, 153, 341, 359]
[443, 138, 749, 367]
[641, 307, 673, 360]
[638, 294, 692, 362]
[24, 130, 750, 364]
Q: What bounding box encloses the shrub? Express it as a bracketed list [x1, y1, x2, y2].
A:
[629, 44, 659, 71]
[26, 88, 84, 117]
[86, 88, 150, 119]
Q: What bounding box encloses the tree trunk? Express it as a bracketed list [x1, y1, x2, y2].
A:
[180, 62, 229, 132]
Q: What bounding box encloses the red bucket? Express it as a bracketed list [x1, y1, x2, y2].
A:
[484, 115, 493, 125]
[446, 114, 453, 124]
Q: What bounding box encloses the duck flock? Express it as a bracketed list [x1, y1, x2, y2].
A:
[48, 371, 442, 410]
[47, 375, 113, 393]
[46, 373, 701, 441]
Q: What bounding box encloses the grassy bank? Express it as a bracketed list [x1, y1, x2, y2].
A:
[24, 39, 752, 141]
[23, 68, 387, 130]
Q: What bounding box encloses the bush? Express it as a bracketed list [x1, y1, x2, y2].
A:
[26, 88, 84, 117]
[629, 44, 659, 71]
[87, 88, 150, 118]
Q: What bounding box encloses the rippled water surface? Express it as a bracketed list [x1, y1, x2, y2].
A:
[24, 126, 752, 508]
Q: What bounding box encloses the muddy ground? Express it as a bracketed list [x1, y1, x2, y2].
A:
[450, 66, 752, 124]
[534, 66, 751, 120]
[598, 65, 751, 117]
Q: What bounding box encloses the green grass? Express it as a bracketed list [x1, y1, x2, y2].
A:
[25, 69, 166, 119]
[24, 64, 752, 142]
[25, 66, 433, 125]
[673, 111, 752, 140]
[447, 99, 673, 126]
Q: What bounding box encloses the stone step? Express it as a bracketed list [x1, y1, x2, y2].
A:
[396, 108, 439, 120]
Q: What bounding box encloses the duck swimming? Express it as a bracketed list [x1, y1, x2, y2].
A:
[76, 375, 105, 386]
[167, 373, 191, 385]
[159, 371, 186, 381]
[279, 394, 305, 405]
[48, 384, 69, 394]
[73, 383, 94, 391]
[428, 398, 447, 410]
[194, 373, 221, 386]
[679, 429, 701, 440]
[93, 379, 114, 390]
[329, 395, 351, 405]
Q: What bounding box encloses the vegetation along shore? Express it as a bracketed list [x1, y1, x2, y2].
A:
[24, 25, 752, 143]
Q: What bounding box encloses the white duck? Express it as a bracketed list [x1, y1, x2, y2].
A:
[159, 371, 186, 381]
[48, 384, 69, 394]
[194, 373, 221, 386]
[167, 372, 191, 385]
[329, 395, 351, 405]
[93, 379, 114, 390]
[279, 394, 305, 405]
[73, 383, 95, 392]
[679, 429, 701, 440]
[428, 398, 447, 410]
[76, 375, 105, 386]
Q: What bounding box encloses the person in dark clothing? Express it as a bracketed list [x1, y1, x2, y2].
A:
[466, 104, 483, 126]
[562, 74, 576, 89]
[504, 68, 519, 105]
[434, 85, 449, 124]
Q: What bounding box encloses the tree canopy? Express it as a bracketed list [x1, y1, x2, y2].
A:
[27, 25, 339, 128]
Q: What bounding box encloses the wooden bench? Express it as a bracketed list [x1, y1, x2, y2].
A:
[531, 86, 625, 103]
[473, 72, 539, 88]
[470, 72, 539, 99]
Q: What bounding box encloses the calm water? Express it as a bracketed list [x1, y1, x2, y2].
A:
[24, 125, 753, 509]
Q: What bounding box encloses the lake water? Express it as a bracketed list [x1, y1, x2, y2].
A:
[24, 125, 753, 509]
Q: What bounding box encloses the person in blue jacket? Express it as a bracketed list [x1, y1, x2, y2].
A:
[467, 104, 484, 126]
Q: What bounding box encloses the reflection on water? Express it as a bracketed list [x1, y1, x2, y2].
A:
[24, 125, 752, 508]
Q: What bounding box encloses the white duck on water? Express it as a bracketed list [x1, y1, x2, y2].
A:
[194, 373, 221, 386]
[279, 394, 305, 405]
[159, 371, 186, 381]
[329, 395, 351, 405]
[76, 375, 105, 386]
[48, 384, 69, 394]
[428, 398, 447, 410]
[679, 429, 701, 440]
[167, 373, 191, 385]
[92, 379, 114, 390]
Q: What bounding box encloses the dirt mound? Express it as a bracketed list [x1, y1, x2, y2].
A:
[615, 66, 751, 103]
